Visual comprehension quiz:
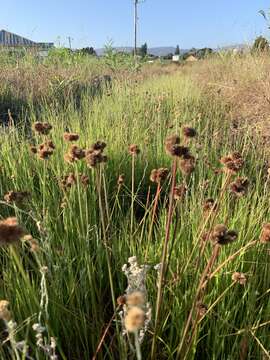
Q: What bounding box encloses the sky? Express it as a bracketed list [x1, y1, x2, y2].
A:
[0, 0, 269, 49]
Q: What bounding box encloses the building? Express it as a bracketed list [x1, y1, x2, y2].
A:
[172, 55, 181, 62]
[0, 29, 53, 49]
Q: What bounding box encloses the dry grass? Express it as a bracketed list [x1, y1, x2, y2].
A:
[184, 53, 270, 147]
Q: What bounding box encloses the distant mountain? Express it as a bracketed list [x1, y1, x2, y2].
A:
[96, 47, 188, 56]
[95, 44, 247, 57]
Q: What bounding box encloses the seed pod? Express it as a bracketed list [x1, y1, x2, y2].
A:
[230, 177, 249, 197]
[210, 224, 238, 245]
[63, 132, 79, 142]
[260, 223, 270, 243]
[117, 174, 125, 186]
[182, 126, 197, 138]
[179, 153, 196, 175]
[220, 152, 244, 173]
[129, 144, 140, 156]
[203, 198, 217, 213]
[232, 272, 247, 285]
[0, 217, 25, 246]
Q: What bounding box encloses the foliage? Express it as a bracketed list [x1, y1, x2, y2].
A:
[252, 36, 269, 52]
[79, 47, 97, 56]
[175, 45, 180, 55]
[140, 42, 148, 57]
[0, 53, 269, 359]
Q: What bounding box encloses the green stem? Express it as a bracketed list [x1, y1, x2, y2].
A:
[134, 331, 142, 360]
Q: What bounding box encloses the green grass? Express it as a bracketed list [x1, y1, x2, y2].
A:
[0, 60, 269, 360]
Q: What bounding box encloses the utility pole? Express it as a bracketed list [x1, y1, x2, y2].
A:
[67, 36, 73, 50]
[134, 0, 138, 57]
[133, 0, 145, 58]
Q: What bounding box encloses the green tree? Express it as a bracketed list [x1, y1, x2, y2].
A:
[252, 36, 269, 52]
[175, 45, 180, 55]
[80, 47, 97, 56]
[140, 42, 148, 57]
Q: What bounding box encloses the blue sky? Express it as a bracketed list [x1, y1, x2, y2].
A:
[0, 0, 269, 49]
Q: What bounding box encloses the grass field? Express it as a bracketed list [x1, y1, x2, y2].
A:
[0, 51, 269, 359]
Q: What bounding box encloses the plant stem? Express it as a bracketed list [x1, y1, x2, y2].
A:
[134, 331, 142, 360]
[131, 154, 135, 235]
[151, 158, 177, 359]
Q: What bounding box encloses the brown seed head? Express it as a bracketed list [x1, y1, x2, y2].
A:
[85, 150, 107, 168]
[129, 144, 140, 156]
[32, 122, 52, 135]
[64, 145, 85, 163]
[29, 145, 38, 154]
[220, 152, 244, 173]
[63, 132, 80, 142]
[232, 272, 247, 285]
[203, 198, 217, 213]
[80, 174, 90, 187]
[211, 224, 238, 245]
[4, 191, 30, 204]
[117, 295, 126, 306]
[117, 174, 125, 186]
[230, 177, 249, 197]
[0, 217, 25, 246]
[182, 126, 197, 138]
[150, 168, 169, 183]
[165, 135, 180, 147]
[61, 173, 77, 189]
[196, 302, 208, 318]
[173, 184, 187, 201]
[91, 141, 107, 152]
[260, 223, 270, 243]
[179, 153, 196, 175]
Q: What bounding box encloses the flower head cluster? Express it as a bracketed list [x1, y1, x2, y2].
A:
[64, 145, 85, 163]
[30, 141, 55, 160]
[210, 224, 238, 245]
[4, 191, 30, 204]
[129, 144, 140, 156]
[32, 122, 52, 135]
[173, 184, 187, 201]
[203, 198, 217, 213]
[117, 174, 125, 186]
[220, 152, 244, 173]
[232, 272, 247, 285]
[85, 141, 108, 168]
[0, 217, 25, 246]
[179, 153, 196, 176]
[63, 132, 79, 142]
[165, 134, 196, 175]
[150, 168, 169, 183]
[230, 177, 249, 197]
[182, 126, 197, 138]
[60, 173, 90, 190]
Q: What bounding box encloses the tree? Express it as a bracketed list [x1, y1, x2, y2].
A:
[140, 42, 148, 57]
[252, 36, 269, 52]
[80, 47, 97, 56]
[175, 45, 180, 55]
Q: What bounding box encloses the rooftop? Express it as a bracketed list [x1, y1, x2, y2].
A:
[0, 29, 53, 48]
